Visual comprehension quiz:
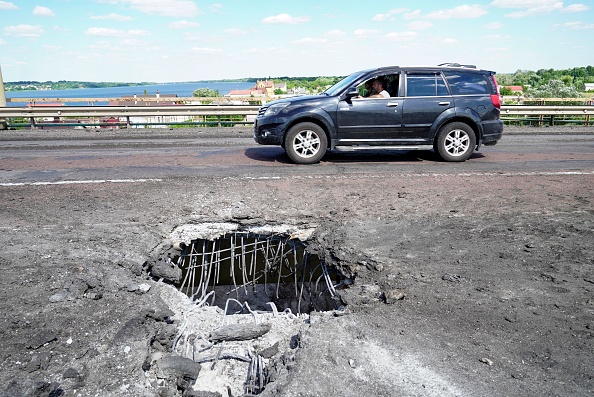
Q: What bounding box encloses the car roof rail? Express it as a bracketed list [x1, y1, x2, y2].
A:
[438, 63, 477, 69]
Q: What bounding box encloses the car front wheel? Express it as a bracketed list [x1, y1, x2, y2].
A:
[435, 122, 476, 162]
[284, 122, 327, 164]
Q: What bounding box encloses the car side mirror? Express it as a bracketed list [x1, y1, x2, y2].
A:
[344, 87, 360, 99]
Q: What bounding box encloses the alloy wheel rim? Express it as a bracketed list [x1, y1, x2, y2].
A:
[444, 129, 470, 156]
[293, 130, 320, 158]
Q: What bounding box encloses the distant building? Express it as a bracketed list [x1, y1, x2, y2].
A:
[584, 83, 594, 92]
[111, 92, 180, 106]
[274, 82, 287, 93]
[291, 87, 310, 95]
[228, 80, 287, 97]
[228, 89, 253, 97]
[505, 86, 523, 94]
[255, 80, 275, 96]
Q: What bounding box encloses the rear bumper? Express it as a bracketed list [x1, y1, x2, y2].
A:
[481, 119, 504, 144]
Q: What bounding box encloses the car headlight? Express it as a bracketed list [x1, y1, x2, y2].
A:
[264, 102, 290, 117]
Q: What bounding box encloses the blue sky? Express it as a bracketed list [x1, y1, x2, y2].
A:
[0, 0, 592, 82]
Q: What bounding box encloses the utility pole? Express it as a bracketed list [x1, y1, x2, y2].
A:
[0, 64, 6, 107]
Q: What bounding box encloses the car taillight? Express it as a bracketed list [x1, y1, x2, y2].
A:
[490, 94, 501, 109]
[490, 74, 501, 109]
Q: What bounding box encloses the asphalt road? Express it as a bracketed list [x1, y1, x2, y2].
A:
[1, 127, 594, 185]
[1, 125, 593, 396]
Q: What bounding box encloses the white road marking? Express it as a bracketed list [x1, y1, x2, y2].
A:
[239, 170, 594, 181]
[0, 178, 163, 187]
[1, 171, 593, 187]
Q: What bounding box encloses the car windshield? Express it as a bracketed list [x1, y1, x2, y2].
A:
[322, 70, 370, 96]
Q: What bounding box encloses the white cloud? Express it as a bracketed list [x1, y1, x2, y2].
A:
[86, 28, 125, 37]
[192, 47, 223, 54]
[385, 31, 418, 40]
[293, 37, 328, 44]
[121, 38, 151, 46]
[99, 0, 202, 17]
[4, 24, 44, 37]
[325, 29, 346, 37]
[486, 22, 503, 29]
[0, 1, 18, 10]
[372, 12, 393, 21]
[33, 6, 55, 17]
[86, 27, 150, 37]
[490, 0, 558, 7]
[225, 28, 250, 36]
[210, 3, 223, 12]
[427, 5, 488, 19]
[372, 8, 408, 21]
[168, 20, 199, 29]
[559, 21, 594, 29]
[0, 38, 6, 45]
[439, 38, 460, 45]
[128, 30, 151, 36]
[262, 14, 310, 24]
[91, 13, 133, 21]
[505, 3, 563, 17]
[484, 34, 512, 40]
[403, 10, 422, 19]
[354, 29, 380, 37]
[408, 20, 433, 30]
[491, 0, 568, 17]
[561, 4, 590, 12]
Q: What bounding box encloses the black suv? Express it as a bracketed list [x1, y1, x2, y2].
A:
[254, 64, 503, 164]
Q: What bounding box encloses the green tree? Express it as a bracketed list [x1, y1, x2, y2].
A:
[525, 80, 580, 98]
[193, 88, 219, 97]
[499, 86, 514, 96]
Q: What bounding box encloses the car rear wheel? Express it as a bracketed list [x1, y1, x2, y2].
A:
[284, 122, 327, 164]
[435, 122, 476, 162]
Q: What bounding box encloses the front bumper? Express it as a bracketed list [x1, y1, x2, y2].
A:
[253, 117, 286, 145]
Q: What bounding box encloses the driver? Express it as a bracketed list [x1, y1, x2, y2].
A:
[367, 77, 390, 98]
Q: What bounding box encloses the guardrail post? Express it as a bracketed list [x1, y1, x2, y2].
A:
[30, 117, 36, 130]
[218, 115, 221, 128]
[126, 116, 131, 129]
[549, 115, 555, 126]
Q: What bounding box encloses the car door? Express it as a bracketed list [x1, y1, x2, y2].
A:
[334, 73, 403, 144]
[335, 97, 403, 143]
[400, 72, 453, 143]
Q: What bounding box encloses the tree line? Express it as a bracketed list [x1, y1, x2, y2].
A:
[4, 80, 155, 91]
[497, 66, 594, 97]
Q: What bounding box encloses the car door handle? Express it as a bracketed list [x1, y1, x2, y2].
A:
[439, 102, 451, 106]
[386, 102, 399, 107]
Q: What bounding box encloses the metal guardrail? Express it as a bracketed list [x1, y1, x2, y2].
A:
[500, 105, 593, 125]
[0, 105, 260, 128]
[0, 104, 593, 129]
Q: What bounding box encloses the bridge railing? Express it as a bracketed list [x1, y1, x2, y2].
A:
[1, 103, 593, 129]
[0, 104, 261, 129]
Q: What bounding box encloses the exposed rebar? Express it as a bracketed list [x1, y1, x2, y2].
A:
[174, 231, 340, 314]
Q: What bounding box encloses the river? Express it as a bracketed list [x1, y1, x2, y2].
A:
[4, 81, 255, 106]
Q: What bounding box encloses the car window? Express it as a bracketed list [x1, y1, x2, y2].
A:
[443, 71, 490, 95]
[406, 74, 449, 97]
[356, 73, 400, 97]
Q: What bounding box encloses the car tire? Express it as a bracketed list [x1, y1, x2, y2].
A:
[435, 122, 476, 162]
[284, 122, 327, 164]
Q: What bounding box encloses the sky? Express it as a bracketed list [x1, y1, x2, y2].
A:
[0, 0, 593, 83]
